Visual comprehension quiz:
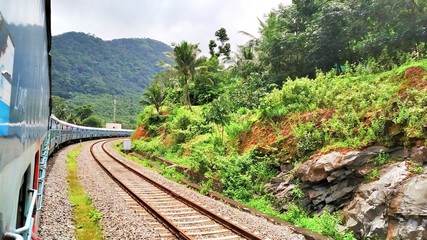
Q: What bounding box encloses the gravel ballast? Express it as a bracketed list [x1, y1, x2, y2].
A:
[38, 145, 76, 240]
[39, 140, 306, 239]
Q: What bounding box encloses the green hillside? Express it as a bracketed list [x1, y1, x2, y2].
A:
[130, 1, 426, 239]
[51, 32, 172, 128]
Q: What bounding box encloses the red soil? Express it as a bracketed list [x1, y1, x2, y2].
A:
[238, 109, 335, 156]
[132, 125, 149, 140]
[398, 66, 427, 99]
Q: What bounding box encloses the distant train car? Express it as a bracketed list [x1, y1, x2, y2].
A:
[0, 1, 133, 239]
[0, 1, 52, 239]
[48, 115, 133, 155]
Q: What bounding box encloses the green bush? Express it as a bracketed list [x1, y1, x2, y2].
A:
[281, 78, 317, 113]
[392, 89, 427, 138]
[374, 153, 391, 166]
[217, 150, 279, 201]
[225, 120, 251, 146]
[138, 105, 167, 126]
[171, 129, 191, 144]
[133, 138, 166, 156]
[282, 204, 356, 240]
[168, 106, 209, 137]
[175, 114, 191, 130]
[365, 167, 379, 180]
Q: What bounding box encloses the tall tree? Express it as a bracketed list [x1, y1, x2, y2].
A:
[170, 41, 201, 111]
[209, 27, 231, 59]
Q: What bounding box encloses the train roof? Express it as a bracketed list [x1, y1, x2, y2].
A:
[50, 115, 133, 133]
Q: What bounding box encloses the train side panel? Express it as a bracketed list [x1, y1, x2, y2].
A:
[0, 0, 51, 239]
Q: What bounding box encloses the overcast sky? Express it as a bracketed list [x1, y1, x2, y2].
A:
[51, 0, 291, 55]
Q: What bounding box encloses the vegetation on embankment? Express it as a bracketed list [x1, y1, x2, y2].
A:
[132, 59, 426, 239]
[132, 1, 426, 238]
[66, 145, 103, 240]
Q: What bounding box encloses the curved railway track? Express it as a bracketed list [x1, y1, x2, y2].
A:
[90, 140, 262, 240]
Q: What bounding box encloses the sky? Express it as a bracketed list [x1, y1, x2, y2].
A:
[51, 0, 291, 55]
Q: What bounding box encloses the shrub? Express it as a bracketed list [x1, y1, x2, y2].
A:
[365, 167, 379, 180]
[282, 204, 356, 240]
[133, 138, 166, 156]
[281, 79, 317, 113]
[175, 114, 191, 130]
[225, 121, 250, 146]
[171, 129, 191, 144]
[374, 153, 391, 166]
[408, 160, 425, 174]
[217, 150, 279, 201]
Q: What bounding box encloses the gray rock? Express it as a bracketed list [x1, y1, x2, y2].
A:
[410, 146, 427, 163]
[297, 150, 375, 183]
[391, 174, 427, 217]
[342, 162, 427, 239]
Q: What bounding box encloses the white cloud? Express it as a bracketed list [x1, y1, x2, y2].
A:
[51, 0, 290, 55]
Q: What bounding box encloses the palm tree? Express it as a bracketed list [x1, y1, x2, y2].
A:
[230, 32, 261, 80]
[170, 41, 201, 111]
[140, 82, 166, 113]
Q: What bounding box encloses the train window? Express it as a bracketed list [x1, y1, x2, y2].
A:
[15, 167, 29, 229]
[33, 151, 40, 192]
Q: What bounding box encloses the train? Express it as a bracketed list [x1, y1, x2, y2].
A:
[0, 1, 133, 239]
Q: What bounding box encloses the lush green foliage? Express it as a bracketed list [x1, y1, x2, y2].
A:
[81, 115, 103, 127]
[261, 60, 427, 152]
[52, 93, 140, 128]
[134, 59, 426, 239]
[259, 0, 427, 84]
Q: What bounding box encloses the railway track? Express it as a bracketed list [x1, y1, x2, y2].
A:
[90, 140, 262, 240]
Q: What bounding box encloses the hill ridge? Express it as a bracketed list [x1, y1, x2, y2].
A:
[51, 31, 172, 127]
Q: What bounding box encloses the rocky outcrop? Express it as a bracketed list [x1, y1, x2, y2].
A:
[266, 145, 427, 238]
[344, 162, 427, 239]
[343, 162, 410, 239]
[388, 174, 427, 239]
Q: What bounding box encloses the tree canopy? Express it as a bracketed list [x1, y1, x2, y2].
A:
[258, 0, 427, 84]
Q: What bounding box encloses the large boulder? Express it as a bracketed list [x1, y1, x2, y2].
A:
[388, 174, 427, 239]
[344, 162, 427, 239]
[297, 150, 376, 183]
[343, 162, 410, 239]
[293, 148, 383, 210]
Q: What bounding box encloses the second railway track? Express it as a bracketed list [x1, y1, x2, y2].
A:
[90, 140, 262, 240]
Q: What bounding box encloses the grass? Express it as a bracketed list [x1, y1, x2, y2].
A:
[112, 140, 188, 182]
[243, 196, 356, 240]
[408, 160, 425, 174]
[66, 145, 103, 240]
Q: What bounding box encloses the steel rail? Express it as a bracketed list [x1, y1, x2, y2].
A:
[90, 140, 191, 240]
[100, 140, 262, 240]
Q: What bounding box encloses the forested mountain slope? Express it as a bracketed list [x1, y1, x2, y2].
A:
[51, 32, 172, 127]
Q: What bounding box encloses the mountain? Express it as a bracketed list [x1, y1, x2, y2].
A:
[51, 32, 172, 128]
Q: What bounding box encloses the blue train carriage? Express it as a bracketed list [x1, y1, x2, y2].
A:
[0, 1, 51, 239]
[49, 115, 134, 152]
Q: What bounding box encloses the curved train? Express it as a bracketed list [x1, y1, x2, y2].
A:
[0, 1, 132, 239]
